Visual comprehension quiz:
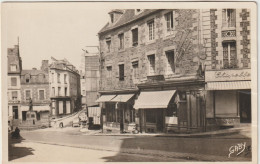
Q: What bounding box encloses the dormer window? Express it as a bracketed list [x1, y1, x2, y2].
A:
[110, 13, 114, 23]
[135, 9, 143, 15]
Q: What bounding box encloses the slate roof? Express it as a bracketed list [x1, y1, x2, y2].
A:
[98, 9, 160, 34]
[21, 69, 47, 76]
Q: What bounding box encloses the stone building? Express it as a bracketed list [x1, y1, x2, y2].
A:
[97, 9, 251, 133]
[204, 9, 251, 130]
[20, 60, 50, 124]
[7, 44, 22, 125]
[49, 57, 81, 118]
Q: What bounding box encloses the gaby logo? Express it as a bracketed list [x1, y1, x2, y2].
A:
[228, 142, 246, 158]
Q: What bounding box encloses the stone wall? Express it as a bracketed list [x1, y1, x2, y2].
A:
[99, 9, 203, 91]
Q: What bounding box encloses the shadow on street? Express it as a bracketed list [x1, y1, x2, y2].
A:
[8, 133, 34, 161]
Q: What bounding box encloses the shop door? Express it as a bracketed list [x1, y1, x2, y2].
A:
[239, 90, 251, 123]
[22, 111, 26, 121]
[156, 110, 164, 132]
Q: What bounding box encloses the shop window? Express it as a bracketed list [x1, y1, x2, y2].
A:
[106, 38, 111, 53]
[25, 90, 31, 100]
[146, 109, 156, 123]
[148, 54, 155, 75]
[119, 64, 124, 81]
[106, 66, 112, 79]
[166, 50, 175, 74]
[132, 61, 139, 80]
[10, 64, 17, 72]
[147, 19, 155, 41]
[118, 33, 124, 50]
[223, 41, 237, 69]
[132, 28, 138, 46]
[222, 9, 236, 28]
[12, 91, 18, 100]
[39, 90, 44, 100]
[165, 11, 174, 32]
[215, 90, 237, 117]
[11, 77, 17, 86]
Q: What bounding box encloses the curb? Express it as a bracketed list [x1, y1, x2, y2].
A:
[23, 139, 251, 162]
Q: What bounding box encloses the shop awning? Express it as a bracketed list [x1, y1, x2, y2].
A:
[110, 94, 135, 102]
[95, 95, 116, 103]
[21, 105, 50, 112]
[134, 90, 176, 109]
[206, 81, 251, 90]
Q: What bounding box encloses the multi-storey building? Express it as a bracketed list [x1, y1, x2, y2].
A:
[49, 57, 81, 118]
[7, 44, 22, 124]
[20, 60, 50, 124]
[97, 9, 251, 133]
[204, 9, 251, 130]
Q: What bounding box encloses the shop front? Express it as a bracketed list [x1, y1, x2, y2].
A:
[96, 93, 136, 133]
[205, 69, 251, 130]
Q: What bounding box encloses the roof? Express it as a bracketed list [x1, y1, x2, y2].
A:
[98, 9, 160, 34]
[83, 47, 99, 56]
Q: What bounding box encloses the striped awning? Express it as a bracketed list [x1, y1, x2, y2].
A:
[206, 81, 251, 90]
[110, 94, 135, 102]
[134, 90, 176, 109]
[95, 95, 116, 103]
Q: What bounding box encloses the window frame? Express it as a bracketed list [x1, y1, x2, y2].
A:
[165, 50, 175, 75]
[165, 11, 174, 32]
[106, 66, 112, 79]
[147, 54, 156, 76]
[222, 41, 237, 69]
[132, 28, 139, 47]
[147, 19, 155, 41]
[119, 64, 125, 81]
[222, 9, 236, 28]
[25, 89, 32, 100]
[11, 77, 17, 86]
[132, 61, 139, 80]
[106, 38, 111, 53]
[38, 89, 45, 100]
[12, 91, 18, 100]
[118, 33, 124, 50]
[10, 64, 17, 72]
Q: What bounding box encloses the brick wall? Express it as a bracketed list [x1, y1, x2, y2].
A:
[99, 9, 203, 91]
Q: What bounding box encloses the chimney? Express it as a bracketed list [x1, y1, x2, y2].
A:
[108, 9, 124, 24]
[41, 60, 49, 72]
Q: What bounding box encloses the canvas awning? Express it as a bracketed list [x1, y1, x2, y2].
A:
[95, 95, 116, 103]
[134, 90, 176, 109]
[206, 81, 251, 90]
[21, 105, 50, 112]
[110, 94, 135, 102]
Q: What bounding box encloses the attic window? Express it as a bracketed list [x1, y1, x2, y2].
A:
[135, 9, 143, 15]
[110, 13, 114, 23]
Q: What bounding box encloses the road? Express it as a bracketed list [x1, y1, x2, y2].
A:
[8, 128, 252, 162]
[9, 141, 187, 162]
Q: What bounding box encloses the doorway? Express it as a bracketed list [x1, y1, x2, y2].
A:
[239, 90, 251, 123]
[12, 106, 18, 119]
[22, 111, 27, 121]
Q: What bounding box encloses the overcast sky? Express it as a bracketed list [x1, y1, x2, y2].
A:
[2, 2, 111, 70]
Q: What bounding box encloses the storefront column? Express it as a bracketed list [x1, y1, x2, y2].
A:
[186, 91, 191, 132]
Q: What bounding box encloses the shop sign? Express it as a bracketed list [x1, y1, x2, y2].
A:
[205, 69, 251, 82]
[8, 100, 20, 104]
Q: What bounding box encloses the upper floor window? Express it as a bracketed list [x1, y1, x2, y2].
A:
[166, 50, 175, 75]
[147, 20, 155, 41]
[132, 61, 139, 80]
[119, 64, 124, 81]
[52, 87, 55, 96]
[106, 38, 111, 52]
[12, 91, 18, 100]
[223, 41, 237, 69]
[132, 28, 138, 46]
[222, 9, 236, 28]
[64, 74, 67, 84]
[118, 33, 124, 50]
[106, 66, 112, 79]
[57, 73, 60, 83]
[110, 13, 114, 23]
[25, 90, 31, 100]
[58, 87, 61, 96]
[147, 54, 155, 75]
[11, 77, 17, 86]
[39, 90, 45, 100]
[52, 73, 54, 83]
[165, 11, 174, 32]
[65, 87, 67, 96]
[10, 64, 17, 72]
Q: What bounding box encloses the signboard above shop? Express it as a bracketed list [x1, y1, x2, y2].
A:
[205, 69, 251, 82]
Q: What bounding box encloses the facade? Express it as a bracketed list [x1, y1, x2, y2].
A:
[204, 9, 251, 130]
[97, 9, 251, 133]
[80, 73, 86, 107]
[84, 47, 100, 107]
[49, 57, 81, 118]
[7, 44, 22, 125]
[20, 60, 50, 124]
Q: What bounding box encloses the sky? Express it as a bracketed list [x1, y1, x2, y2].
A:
[2, 2, 111, 70]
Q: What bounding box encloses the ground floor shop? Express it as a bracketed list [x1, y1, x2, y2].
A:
[96, 93, 137, 133]
[51, 98, 75, 118]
